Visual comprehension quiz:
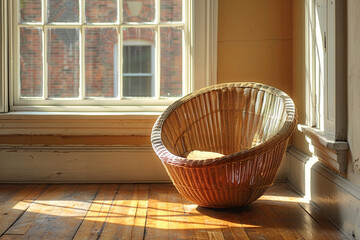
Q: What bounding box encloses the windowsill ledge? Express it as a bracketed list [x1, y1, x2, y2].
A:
[0, 112, 160, 136]
[298, 124, 349, 175]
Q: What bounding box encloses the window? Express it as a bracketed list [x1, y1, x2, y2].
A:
[123, 44, 154, 97]
[1, 0, 217, 134]
[301, 0, 348, 174]
[7, 0, 199, 112]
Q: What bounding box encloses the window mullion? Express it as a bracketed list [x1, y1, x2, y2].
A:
[182, 0, 188, 96]
[41, 0, 47, 100]
[43, 27, 48, 100]
[79, 0, 85, 100]
[41, 0, 45, 24]
[119, 0, 122, 25]
[119, 26, 123, 100]
[187, 0, 192, 95]
[155, 26, 160, 99]
[155, 0, 161, 99]
[119, 0, 123, 100]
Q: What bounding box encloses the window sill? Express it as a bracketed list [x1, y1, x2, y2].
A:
[298, 124, 349, 175]
[0, 112, 160, 136]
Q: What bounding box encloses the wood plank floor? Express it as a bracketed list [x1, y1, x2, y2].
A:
[0, 183, 347, 240]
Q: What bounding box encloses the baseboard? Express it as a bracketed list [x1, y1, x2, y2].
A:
[287, 147, 360, 240]
[0, 145, 171, 183]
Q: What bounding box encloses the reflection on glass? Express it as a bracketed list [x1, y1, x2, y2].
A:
[48, 0, 79, 23]
[160, 27, 182, 97]
[123, 0, 155, 23]
[47, 28, 80, 98]
[19, 0, 42, 23]
[85, 28, 118, 98]
[85, 0, 117, 23]
[20, 28, 43, 97]
[123, 28, 155, 97]
[161, 0, 182, 22]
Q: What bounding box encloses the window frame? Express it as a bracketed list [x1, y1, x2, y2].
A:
[0, 0, 218, 137]
[6, 0, 201, 112]
[300, 0, 347, 175]
[0, 0, 8, 113]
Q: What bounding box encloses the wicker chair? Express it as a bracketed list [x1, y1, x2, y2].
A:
[151, 82, 297, 208]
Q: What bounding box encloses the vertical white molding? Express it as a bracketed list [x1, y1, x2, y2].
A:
[193, 0, 218, 91]
[80, 0, 85, 100]
[1, 0, 8, 113]
[208, 0, 218, 87]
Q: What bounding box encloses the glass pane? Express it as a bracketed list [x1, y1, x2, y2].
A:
[47, 28, 80, 98]
[123, 76, 152, 97]
[19, 0, 42, 23]
[123, 0, 155, 23]
[48, 0, 79, 23]
[85, 28, 118, 98]
[85, 0, 117, 23]
[160, 27, 182, 97]
[20, 28, 43, 97]
[161, 0, 182, 22]
[123, 28, 155, 97]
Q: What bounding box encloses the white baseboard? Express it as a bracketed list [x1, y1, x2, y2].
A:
[0, 144, 289, 183]
[287, 147, 360, 240]
[0, 145, 171, 183]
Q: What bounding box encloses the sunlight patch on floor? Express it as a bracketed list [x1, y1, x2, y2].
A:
[259, 195, 309, 203]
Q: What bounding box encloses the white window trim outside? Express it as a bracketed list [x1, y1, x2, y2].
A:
[300, 0, 347, 175]
[0, 0, 218, 136]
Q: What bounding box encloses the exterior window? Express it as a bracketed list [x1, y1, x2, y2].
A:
[305, 0, 346, 138]
[11, 0, 188, 111]
[301, 0, 347, 174]
[123, 44, 154, 97]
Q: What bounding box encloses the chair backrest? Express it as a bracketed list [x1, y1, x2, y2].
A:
[160, 83, 294, 158]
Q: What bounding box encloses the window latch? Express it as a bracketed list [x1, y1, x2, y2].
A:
[324, 32, 327, 52]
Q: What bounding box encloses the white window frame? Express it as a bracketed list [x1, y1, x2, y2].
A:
[0, 0, 8, 113]
[300, 0, 347, 174]
[0, 0, 218, 136]
[2, 0, 217, 113]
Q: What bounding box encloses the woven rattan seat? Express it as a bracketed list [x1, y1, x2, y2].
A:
[151, 82, 297, 208]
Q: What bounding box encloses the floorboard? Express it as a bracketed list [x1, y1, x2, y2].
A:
[0, 183, 347, 240]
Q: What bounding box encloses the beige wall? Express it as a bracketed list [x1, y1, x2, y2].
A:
[216, 0, 293, 181]
[217, 0, 293, 96]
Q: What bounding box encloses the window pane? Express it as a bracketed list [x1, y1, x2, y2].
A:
[123, 76, 152, 97]
[47, 28, 80, 98]
[47, 0, 79, 23]
[85, 28, 118, 98]
[160, 27, 182, 97]
[20, 28, 43, 97]
[161, 0, 182, 22]
[123, 0, 155, 23]
[85, 0, 117, 23]
[19, 0, 42, 23]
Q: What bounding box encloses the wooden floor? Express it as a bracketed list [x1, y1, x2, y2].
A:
[0, 183, 347, 240]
